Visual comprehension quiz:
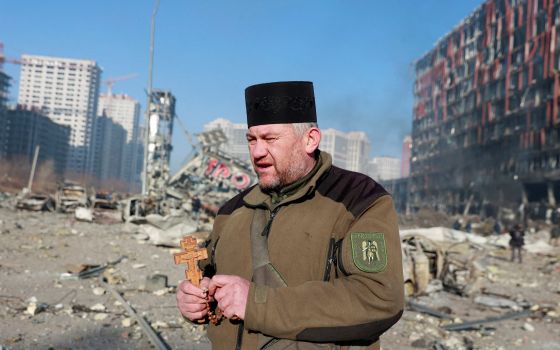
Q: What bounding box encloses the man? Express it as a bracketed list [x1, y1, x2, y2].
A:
[509, 223, 525, 263]
[191, 195, 202, 228]
[551, 224, 560, 247]
[176, 81, 404, 350]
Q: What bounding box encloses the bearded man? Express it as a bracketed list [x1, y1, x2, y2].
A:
[176, 81, 404, 350]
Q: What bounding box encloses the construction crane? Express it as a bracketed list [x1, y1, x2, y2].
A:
[103, 73, 138, 96]
[0, 42, 22, 71]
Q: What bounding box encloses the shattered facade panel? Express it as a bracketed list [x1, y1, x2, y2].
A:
[411, 0, 560, 212]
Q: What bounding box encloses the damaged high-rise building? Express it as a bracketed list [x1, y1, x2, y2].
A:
[143, 90, 175, 196]
[411, 0, 560, 213]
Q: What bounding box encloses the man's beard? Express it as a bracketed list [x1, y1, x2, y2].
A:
[259, 148, 308, 192]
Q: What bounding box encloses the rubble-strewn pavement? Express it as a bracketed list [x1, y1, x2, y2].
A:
[1, 204, 559, 349]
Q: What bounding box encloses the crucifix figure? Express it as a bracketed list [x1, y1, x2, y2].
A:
[174, 236, 208, 287]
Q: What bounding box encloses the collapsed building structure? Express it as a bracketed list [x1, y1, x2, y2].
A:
[168, 129, 255, 213]
[411, 0, 560, 215]
[123, 88, 256, 223]
[143, 90, 176, 197]
[123, 126, 256, 222]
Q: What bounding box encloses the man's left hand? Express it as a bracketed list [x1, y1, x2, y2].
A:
[208, 275, 250, 320]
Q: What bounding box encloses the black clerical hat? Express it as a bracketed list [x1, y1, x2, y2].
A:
[245, 81, 317, 127]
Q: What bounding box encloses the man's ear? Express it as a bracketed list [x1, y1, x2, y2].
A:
[305, 127, 321, 154]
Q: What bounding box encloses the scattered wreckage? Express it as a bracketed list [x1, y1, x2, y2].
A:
[121, 130, 256, 247]
[55, 182, 89, 213]
[14, 181, 120, 224]
[121, 148, 255, 246]
[16, 191, 55, 212]
[92, 191, 119, 210]
[401, 227, 487, 297]
[122, 147, 255, 223]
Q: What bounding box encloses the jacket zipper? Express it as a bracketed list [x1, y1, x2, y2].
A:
[237, 206, 280, 350]
[261, 207, 280, 237]
[323, 238, 336, 281]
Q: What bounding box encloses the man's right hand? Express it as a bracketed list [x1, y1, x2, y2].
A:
[176, 277, 211, 322]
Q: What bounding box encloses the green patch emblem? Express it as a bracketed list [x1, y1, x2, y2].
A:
[350, 232, 387, 273]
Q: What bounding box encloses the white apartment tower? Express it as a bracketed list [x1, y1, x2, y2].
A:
[321, 129, 370, 173]
[369, 157, 401, 181]
[97, 93, 141, 187]
[17, 55, 101, 175]
[203, 118, 250, 161]
[346, 131, 370, 173]
[320, 128, 348, 168]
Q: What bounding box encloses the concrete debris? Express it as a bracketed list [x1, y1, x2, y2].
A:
[425, 279, 444, 294]
[144, 274, 168, 292]
[94, 313, 109, 321]
[26, 299, 47, 316]
[102, 267, 124, 285]
[440, 242, 485, 296]
[152, 289, 169, 296]
[474, 295, 519, 309]
[0, 192, 17, 209]
[90, 303, 106, 311]
[74, 207, 94, 222]
[401, 234, 444, 295]
[92, 287, 106, 296]
[400, 227, 489, 245]
[151, 320, 169, 330]
[524, 240, 555, 254]
[122, 317, 136, 328]
[401, 235, 484, 296]
[133, 232, 150, 241]
[523, 323, 535, 332]
[137, 214, 197, 247]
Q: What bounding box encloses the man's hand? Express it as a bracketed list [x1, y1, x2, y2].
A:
[208, 275, 250, 320]
[176, 277, 211, 322]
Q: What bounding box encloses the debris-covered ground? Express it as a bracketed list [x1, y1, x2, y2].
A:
[0, 197, 559, 350]
[0, 202, 211, 350]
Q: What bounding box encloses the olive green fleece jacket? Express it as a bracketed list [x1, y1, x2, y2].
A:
[200, 151, 404, 350]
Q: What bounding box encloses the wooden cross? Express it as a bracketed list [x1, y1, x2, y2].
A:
[174, 236, 208, 287]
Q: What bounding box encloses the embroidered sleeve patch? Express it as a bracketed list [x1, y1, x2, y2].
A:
[350, 232, 387, 273]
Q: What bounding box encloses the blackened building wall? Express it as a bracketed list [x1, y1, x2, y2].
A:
[411, 0, 560, 213]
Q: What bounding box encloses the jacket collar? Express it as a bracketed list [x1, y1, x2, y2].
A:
[243, 151, 332, 209]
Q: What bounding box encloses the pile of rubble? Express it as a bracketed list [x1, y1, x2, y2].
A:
[391, 224, 560, 350]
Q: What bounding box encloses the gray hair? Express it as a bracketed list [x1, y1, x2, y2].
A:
[292, 122, 319, 137]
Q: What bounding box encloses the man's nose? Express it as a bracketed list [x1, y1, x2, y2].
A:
[251, 140, 268, 158]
